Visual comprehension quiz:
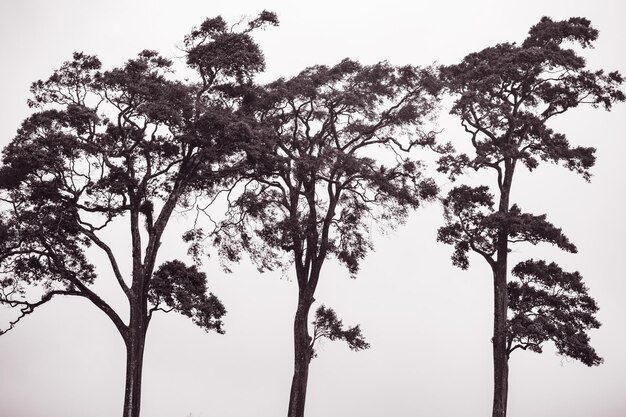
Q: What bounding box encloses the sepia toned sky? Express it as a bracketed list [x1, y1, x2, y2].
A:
[0, 1, 625, 416]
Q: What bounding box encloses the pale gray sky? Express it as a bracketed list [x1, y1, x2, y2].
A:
[0, 1, 624, 416]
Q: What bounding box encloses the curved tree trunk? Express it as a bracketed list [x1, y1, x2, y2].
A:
[287, 293, 313, 417]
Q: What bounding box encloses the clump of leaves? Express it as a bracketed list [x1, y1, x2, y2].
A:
[310, 305, 369, 358]
[438, 185, 577, 270]
[507, 259, 602, 366]
[149, 260, 226, 333]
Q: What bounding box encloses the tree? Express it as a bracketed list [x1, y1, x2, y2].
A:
[209, 59, 441, 417]
[437, 17, 624, 417]
[0, 12, 277, 417]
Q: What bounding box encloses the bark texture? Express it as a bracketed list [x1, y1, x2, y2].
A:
[122, 327, 147, 417]
[287, 294, 314, 417]
[492, 263, 509, 417]
[122, 284, 150, 417]
[491, 164, 513, 417]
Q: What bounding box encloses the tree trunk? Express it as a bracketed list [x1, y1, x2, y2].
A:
[287, 294, 313, 417]
[491, 260, 509, 417]
[122, 307, 148, 417]
[492, 162, 513, 417]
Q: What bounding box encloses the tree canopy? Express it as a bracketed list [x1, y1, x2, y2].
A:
[438, 16, 624, 184]
[214, 58, 441, 276]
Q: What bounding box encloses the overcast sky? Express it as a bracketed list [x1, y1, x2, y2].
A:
[0, 1, 624, 417]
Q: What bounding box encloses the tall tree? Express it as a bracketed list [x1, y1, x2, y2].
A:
[209, 59, 441, 417]
[0, 12, 277, 417]
[437, 17, 624, 417]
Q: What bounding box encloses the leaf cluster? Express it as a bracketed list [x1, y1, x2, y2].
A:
[507, 259, 602, 366]
[438, 185, 576, 269]
[185, 11, 278, 84]
[310, 305, 369, 358]
[149, 260, 226, 333]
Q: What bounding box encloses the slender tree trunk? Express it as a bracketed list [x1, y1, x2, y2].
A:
[287, 293, 313, 417]
[492, 162, 514, 417]
[491, 259, 509, 417]
[122, 304, 148, 417]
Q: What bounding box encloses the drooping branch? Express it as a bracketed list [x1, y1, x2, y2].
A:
[0, 289, 85, 336]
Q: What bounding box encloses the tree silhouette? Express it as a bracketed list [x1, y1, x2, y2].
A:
[437, 16, 624, 417]
[208, 58, 441, 417]
[0, 11, 277, 417]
